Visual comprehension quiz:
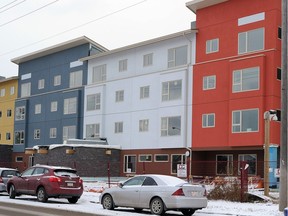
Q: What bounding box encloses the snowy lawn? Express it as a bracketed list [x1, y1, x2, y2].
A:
[0, 181, 283, 216]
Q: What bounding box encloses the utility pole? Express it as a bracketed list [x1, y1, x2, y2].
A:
[279, 0, 288, 211]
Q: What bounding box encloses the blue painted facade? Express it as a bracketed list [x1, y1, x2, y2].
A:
[13, 39, 107, 152]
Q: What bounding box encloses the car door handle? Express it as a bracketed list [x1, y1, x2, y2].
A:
[37, 178, 40, 181]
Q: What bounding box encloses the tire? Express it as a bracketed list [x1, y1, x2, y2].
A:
[181, 209, 196, 216]
[37, 187, 48, 203]
[102, 194, 114, 210]
[68, 197, 79, 204]
[9, 185, 16, 199]
[150, 197, 165, 215]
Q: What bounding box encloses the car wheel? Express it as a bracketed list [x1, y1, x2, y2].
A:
[68, 197, 79, 204]
[37, 187, 48, 203]
[181, 209, 196, 216]
[9, 185, 16, 199]
[102, 194, 114, 210]
[150, 197, 165, 215]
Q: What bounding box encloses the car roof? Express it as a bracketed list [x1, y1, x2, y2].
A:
[133, 174, 186, 186]
[32, 164, 75, 170]
[0, 167, 18, 171]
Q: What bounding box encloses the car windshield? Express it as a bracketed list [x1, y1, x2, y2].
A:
[54, 169, 78, 177]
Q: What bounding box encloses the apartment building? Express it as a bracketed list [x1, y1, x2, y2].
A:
[81, 30, 196, 176]
[186, 0, 281, 181]
[11, 37, 108, 171]
[0, 76, 18, 165]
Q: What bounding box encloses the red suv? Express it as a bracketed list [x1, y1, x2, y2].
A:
[7, 165, 83, 203]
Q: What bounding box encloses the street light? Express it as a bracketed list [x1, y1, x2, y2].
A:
[263, 110, 278, 196]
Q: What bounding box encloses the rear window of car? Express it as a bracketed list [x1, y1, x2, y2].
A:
[2, 170, 20, 177]
[54, 169, 78, 177]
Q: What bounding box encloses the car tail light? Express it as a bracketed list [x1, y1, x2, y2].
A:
[172, 188, 185, 196]
[0, 177, 3, 183]
[79, 178, 83, 184]
[49, 176, 61, 183]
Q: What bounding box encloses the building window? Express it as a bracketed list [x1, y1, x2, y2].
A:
[124, 155, 136, 173]
[0, 89, 5, 97]
[115, 122, 123, 134]
[206, 38, 219, 53]
[21, 82, 31, 97]
[140, 86, 150, 99]
[278, 27, 282, 39]
[15, 156, 23, 162]
[171, 154, 186, 174]
[63, 126, 76, 141]
[232, 109, 259, 133]
[6, 132, 11, 140]
[202, 113, 215, 128]
[216, 155, 233, 175]
[15, 130, 25, 144]
[15, 106, 25, 120]
[161, 116, 181, 136]
[168, 45, 187, 68]
[86, 124, 100, 139]
[38, 79, 45, 89]
[10, 86, 15, 95]
[7, 109, 12, 117]
[50, 128, 57, 138]
[203, 75, 216, 90]
[34, 129, 40, 139]
[162, 80, 182, 101]
[115, 90, 124, 102]
[139, 119, 149, 132]
[155, 154, 169, 162]
[87, 93, 101, 111]
[54, 75, 61, 86]
[143, 53, 153, 66]
[35, 104, 41, 114]
[64, 97, 77, 114]
[92, 64, 106, 83]
[277, 68, 281, 80]
[238, 154, 257, 175]
[119, 59, 128, 72]
[51, 101, 58, 112]
[70, 70, 83, 88]
[233, 67, 259, 92]
[139, 155, 152, 162]
[238, 28, 264, 54]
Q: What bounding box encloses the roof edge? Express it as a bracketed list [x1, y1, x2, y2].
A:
[80, 29, 197, 61]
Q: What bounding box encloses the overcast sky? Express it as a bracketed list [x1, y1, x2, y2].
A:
[0, 0, 196, 78]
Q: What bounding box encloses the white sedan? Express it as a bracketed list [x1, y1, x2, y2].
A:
[99, 174, 207, 216]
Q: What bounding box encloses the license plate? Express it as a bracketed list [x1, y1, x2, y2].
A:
[67, 182, 74, 187]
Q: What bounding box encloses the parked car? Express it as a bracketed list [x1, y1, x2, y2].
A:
[100, 174, 207, 216]
[0, 168, 20, 193]
[6, 164, 83, 203]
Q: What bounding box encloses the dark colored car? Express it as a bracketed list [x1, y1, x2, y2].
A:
[7, 165, 83, 203]
[0, 168, 20, 193]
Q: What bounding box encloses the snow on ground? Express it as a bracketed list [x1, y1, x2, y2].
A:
[0, 181, 283, 216]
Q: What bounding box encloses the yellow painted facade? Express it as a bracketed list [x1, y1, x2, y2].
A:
[0, 76, 18, 145]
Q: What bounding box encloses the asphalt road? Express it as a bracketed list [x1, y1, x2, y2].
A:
[0, 202, 101, 216]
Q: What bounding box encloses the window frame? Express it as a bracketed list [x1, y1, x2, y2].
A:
[168, 45, 188, 68]
[119, 59, 128, 72]
[238, 28, 264, 54]
[63, 97, 77, 115]
[143, 53, 153, 67]
[115, 90, 124, 102]
[92, 64, 106, 83]
[206, 38, 219, 54]
[203, 75, 216, 90]
[202, 113, 215, 128]
[216, 154, 233, 176]
[34, 129, 40, 139]
[87, 93, 101, 111]
[140, 86, 150, 99]
[139, 119, 149, 132]
[154, 154, 169, 162]
[69, 70, 83, 88]
[161, 116, 181, 136]
[232, 67, 260, 93]
[232, 109, 259, 133]
[138, 154, 152, 162]
[162, 80, 182, 101]
[114, 122, 123, 134]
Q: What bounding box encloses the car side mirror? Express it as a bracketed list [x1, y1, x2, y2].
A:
[119, 183, 124, 188]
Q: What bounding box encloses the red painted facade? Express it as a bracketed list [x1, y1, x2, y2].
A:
[190, 0, 281, 152]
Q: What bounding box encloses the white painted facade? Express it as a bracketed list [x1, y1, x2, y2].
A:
[83, 30, 196, 151]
